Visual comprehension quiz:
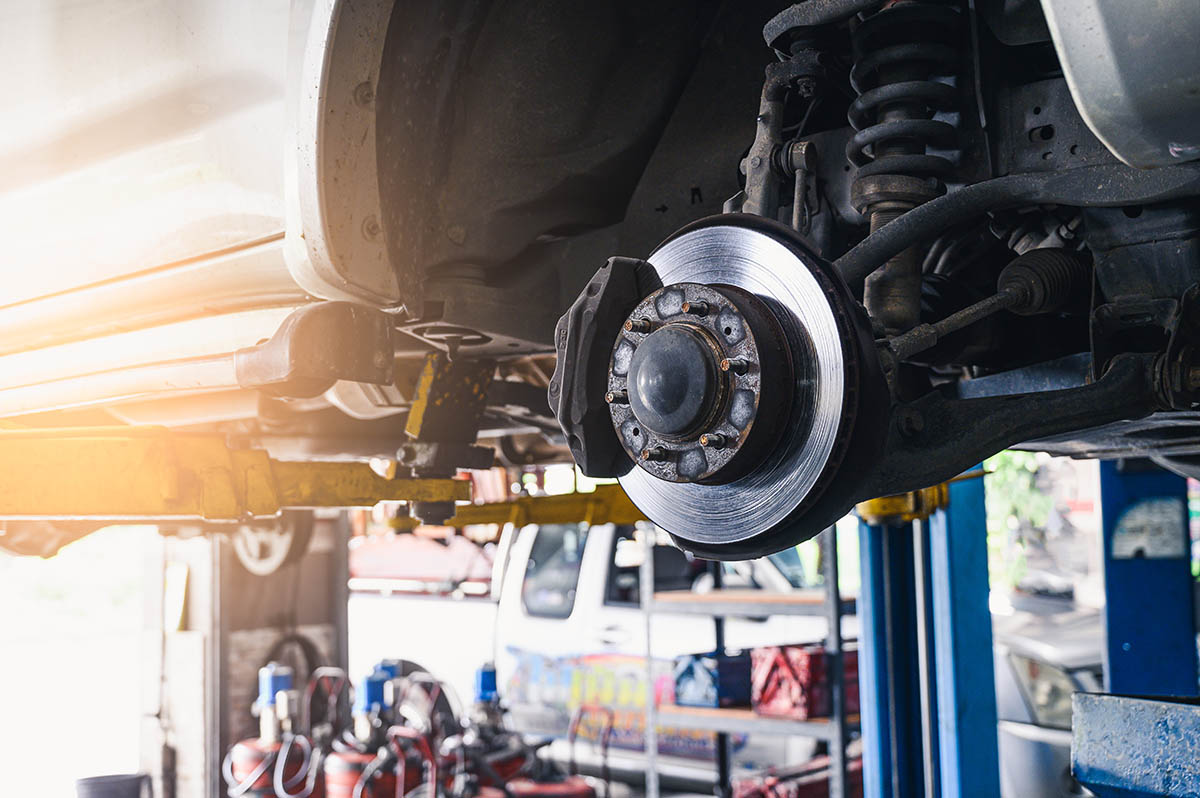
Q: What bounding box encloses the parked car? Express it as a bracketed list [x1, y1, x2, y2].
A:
[349, 521, 1104, 795]
[993, 603, 1104, 798]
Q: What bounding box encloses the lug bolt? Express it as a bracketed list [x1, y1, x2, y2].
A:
[681, 300, 710, 317]
[720, 358, 750, 375]
[641, 447, 670, 462]
[606, 389, 629, 404]
[624, 318, 653, 333]
[898, 407, 925, 437]
[699, 433, 728, 449]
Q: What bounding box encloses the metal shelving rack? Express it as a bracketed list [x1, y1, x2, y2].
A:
[640, 527, 852, 798]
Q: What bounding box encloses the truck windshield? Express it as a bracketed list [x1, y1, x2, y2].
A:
[767, 547, 808, 588]
[521, 523, 589, 619]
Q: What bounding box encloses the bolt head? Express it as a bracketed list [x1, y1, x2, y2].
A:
[897, 408, 925, 436]
[353, 81, 375, 106]
[1188, 365, 1200, 392]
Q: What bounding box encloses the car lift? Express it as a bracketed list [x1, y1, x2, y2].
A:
[13, 422, 1197, 796]
[450, 477, 1001, 798]
[0, 425, 467, 521]
[1071, 461, 1200, 798]
[0, 426, 475, 796]
[855, 471, 1001, 798]
[856, 461, 1200, 798]
[385, 482, 646, 530]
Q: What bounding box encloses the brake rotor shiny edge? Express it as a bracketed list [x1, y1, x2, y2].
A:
[617, 222, 847, 546]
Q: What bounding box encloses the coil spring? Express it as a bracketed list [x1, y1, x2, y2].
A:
[846, 1, 962, 191]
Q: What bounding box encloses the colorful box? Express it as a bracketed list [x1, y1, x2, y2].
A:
[750, 644, 860, 720]
[673, 650, 753, 708]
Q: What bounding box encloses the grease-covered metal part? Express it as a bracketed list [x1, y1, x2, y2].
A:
[885, 248, 1092, 361]
[848, 0, 963, 335]
[614, 216, 888, 556]
[607, 282, 794, 484]
[548, 257, 655, 478]
[835, 163, 1200, 285]
[551, 221, 1169, 559]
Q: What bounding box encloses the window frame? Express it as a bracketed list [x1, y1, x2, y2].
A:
[519, 523, 590, 620]
[602, 526, 642, 608]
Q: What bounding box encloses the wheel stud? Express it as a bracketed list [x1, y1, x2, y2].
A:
[699, 433, 728, 449]
[720, 358, 750, 375]
[624, 318, 654, 333]
[605, 389, 629, 404]
[641, 446, 670, 462]
[681, 300, 710, 317]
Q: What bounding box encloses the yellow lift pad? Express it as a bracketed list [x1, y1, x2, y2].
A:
[0, 427, 468, 520]
[855, 468, 986, 525]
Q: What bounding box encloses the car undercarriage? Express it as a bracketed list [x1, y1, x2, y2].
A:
[4, 0, 1200, 561]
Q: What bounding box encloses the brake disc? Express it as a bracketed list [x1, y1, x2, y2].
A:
[568, 215, 887, 558]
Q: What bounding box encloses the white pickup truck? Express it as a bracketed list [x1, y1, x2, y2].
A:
[348, 520, 838, 788]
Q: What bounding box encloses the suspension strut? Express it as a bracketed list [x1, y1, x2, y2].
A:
[847, 0, 962, 333]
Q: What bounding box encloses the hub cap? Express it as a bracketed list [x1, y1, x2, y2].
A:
[627, 325, 719, 438]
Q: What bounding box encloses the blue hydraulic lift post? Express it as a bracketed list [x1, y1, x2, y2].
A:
[858, 520, 925, 798]
[928, 471, 1001, 798]
[910, 520, 941, 798]
[1098, 460, 1198, 696]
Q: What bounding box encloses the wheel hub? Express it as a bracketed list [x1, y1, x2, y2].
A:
[607, 281, 793, 483]
[609, 217, 886, 555]
[549, 215, 888, 557]
[627, 324, 720, 439]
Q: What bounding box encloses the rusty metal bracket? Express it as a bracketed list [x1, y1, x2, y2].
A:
[0, 427, 468, 520]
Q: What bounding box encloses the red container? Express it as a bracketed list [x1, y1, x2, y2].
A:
[226, 738, 306, 797]
[479, 746, 531, 787]
[750, 644, 859, 720]
[323, 750, 400, 798]
[507, 777, 596, 798]
[732, 756, 863, 798]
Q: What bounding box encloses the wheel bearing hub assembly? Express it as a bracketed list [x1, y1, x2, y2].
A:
[549, 216, 888, 558]
[606, 281, 793, 483]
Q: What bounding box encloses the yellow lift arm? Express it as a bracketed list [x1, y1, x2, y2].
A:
[390, 482, 647, 530]
[855, 468, 987, 525]
[0, 427, 468, 520]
